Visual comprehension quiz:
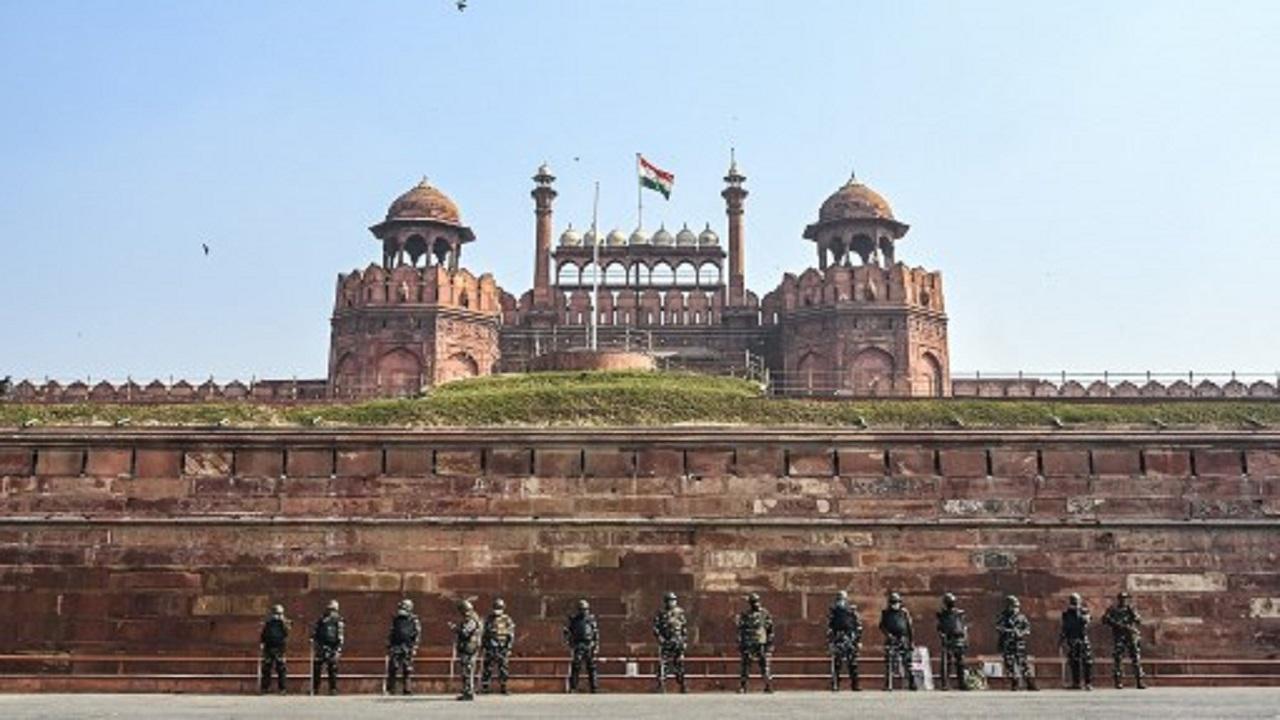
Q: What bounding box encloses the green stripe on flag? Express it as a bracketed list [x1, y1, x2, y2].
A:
[640, 176, 671, 199]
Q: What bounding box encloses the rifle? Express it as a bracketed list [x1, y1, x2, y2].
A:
[308, 639, 315, 696]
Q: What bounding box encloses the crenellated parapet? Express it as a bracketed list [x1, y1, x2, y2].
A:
[760, 264, 944, 323]
[334, 263, 501, 315]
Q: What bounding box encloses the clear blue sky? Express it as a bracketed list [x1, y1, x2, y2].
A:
[2, 0, 1278, 381]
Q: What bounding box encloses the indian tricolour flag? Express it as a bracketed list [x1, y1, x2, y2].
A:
[638, 154, 674, 199]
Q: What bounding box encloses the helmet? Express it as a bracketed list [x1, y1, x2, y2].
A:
[664, 592, 678, 604]
[1117, 592, 1131, 603]
[271, 604, 285, 615]
[577, 599, 590, 611]
[493, 598, 506, 611]
[326, 600, 340, 612]
[1069, 593, 1082, 607]
[942, 592, 956, 607]
[1006, 595, 1020, 608]
[746, 592, 760, 605]
[835, 590, 849, 603]
[888, 592, 902, 605]
[457, 599, 473, 613]
[398, 598, 414, 612]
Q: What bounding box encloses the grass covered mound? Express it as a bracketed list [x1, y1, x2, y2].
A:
[2, 370, 1279, 429]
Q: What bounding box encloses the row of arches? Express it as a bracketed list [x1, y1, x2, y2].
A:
[788, 348, 945, 397]
[556, 260, 722, 288]
[330, 348, 485, 398]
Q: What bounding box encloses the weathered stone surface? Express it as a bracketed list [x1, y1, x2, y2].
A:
[1127, 572, 1228, 593]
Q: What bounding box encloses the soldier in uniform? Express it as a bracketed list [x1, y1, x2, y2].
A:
[311, 599, 345, 695]
[652, 591, 689, 694]
[481, 597, 516, 695]
[385, 598, 421, 695]
[1103, 592, 1146, 689]
[879, 592, 916, 691]
[935, 593, 970, 691]
[996, 595, 1038, 691]
[1059, 593, 1094, 690]
[827, 590, 863, 692]
[452, 600, 483, 701]
[259, 604, 291, 694]
[736, 592, 775, 693]
[563, 599, 600, 693]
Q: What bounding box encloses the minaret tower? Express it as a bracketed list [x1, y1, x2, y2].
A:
[721, 150, 748, 307]
[531, 162, 557, 309]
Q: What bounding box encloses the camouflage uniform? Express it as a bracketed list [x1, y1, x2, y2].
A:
[1103, 593, 1146, 689]
[878, 592, 916, 691]
[311, 600, 345, 695]
[996, 595, 1038, 691]
[385, 599, 421, 695]
[736, 593, 775, 693]
[653, 591, 689, 693]
[1059, 594, 1094, 690]
[259, 604, 290, 694]
[935, 593, 970, 691]
[563, 599, 600, 693]
[453, 600, 483, 701]
[827, 591, 863, 692]
[481, 598, 516, 694]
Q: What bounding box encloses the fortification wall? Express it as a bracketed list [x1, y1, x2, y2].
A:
[1, 429, 1278, 692]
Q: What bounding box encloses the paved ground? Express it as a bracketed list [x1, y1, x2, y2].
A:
[1, 689, 1278, 720]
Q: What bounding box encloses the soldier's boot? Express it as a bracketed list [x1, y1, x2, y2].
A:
[1135, 673, 1147, 690]
[1084, 661, 1094, 691]
[907, 671, 918, 692]
[1114, 671, 1124, 690]
[588, 665, 599, 694]
[830, 667, 839, 693]
[278, 667, 288, 695]
[1009, 676, 1020, 691]
[1025, 676, 1039, 692]
[1069, 662, 1081, 690]
[402, 673, 413, 696]
[851, 669, 861, 692]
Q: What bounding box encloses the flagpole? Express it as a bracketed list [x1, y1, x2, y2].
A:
[636, 153, 643, 231]
[590, 180, 600, 352]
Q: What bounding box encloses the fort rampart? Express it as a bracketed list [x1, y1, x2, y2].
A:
[1, 428, 1278, 691]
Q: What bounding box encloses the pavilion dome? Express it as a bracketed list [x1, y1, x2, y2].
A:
[675, 223, 697, 246]
[385, 178, 462, 224]
[629, 227, 651, 245]
[818, 177, 895, 223]
[698, 223, 720, 245]
[559, 224, 582, 246]
[652, 225, 675, 246]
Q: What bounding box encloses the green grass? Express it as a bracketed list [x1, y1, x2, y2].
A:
[2, 370, 1278, 429]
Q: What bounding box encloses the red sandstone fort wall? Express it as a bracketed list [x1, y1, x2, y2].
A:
[0, 429, 1278, 691]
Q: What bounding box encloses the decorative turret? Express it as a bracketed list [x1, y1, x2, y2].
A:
[370, 178, 475, 271]
[531, 163, 557, 306]
[803, 172, 909, 270]
[721, 150, 748, 306]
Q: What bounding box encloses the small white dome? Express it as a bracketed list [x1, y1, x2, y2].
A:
[675, 223, 697, 246]
[606, 228, 628, 246]
[699, 222, 720, 245]
[582, 228, 599, 245]
[652, 224, 675, 246]
[559, 223, 582, 246]
[629, 227, 651, 245]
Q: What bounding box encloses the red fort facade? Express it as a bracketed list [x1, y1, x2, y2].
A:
[327, 161, 950, 399]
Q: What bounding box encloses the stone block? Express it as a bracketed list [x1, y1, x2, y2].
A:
[941, 498, 1031, 517]
[134, 449, 182, 479]
[235, 449, 284, 478]
[1246, 450, 1280, 478]
[183, 451, 231, 477]
[1126, 572, 1227, 593]
[35, 449, 83, 476]
[116, 477, 188, 501]
[583, 449, 635, 478]
[487, 448, 531, 476]
[990, 450, 1038, 478]
[1248, 597, 1280, 618]
[837, 449, 885, 476]
[1194, 449, 1244, 477]
[788, 449, 834, 477]
[84, 448, 132, 477]
[286, 448, 333, 478]
[336, 448, 382, 477]
[938, 449, 987, 477]
[888, 448, 934, 476]
[534, 449, 582, 477]
[384, 447, 430, 476]
[553, 549, 622, 568]
[436, 449, 483, 477]
[310, 571, 402, 592]
[735, 447, 784, 476]
[0, 447, 34, 475]
[705, 550, 757, 569]
[1144, 449, 1191, 476]
[1040, 449, 1090, 477]
[636, 448, 684, 477]
[686, 449, 733, 478]
[1092, 449, 1140, 476]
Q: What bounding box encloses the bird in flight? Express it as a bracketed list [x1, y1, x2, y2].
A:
[201, 243, 210, 256]
[456, 0, 467, 10]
